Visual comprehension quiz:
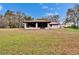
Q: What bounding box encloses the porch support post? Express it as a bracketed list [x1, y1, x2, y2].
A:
[47, 23, 50, 29]
[24, 23, 27, 29]
[36, 22, 38, 29]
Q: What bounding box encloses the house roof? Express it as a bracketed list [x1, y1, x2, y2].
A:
[49, 22, 60, 25]
[23, 20, 50, 23]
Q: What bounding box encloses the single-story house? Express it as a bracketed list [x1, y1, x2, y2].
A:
[64, 21, 74, 27]
[23, 20, 60, 29]
[49, 22, 60, 29]
[64, 20, 79, 28]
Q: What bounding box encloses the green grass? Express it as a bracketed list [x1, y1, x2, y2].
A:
[0, 29, 79, 55]
[0, 29, 62, 55]
[66, 28, 79, 32]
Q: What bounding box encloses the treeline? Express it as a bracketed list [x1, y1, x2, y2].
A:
[0, 10, 34, 28]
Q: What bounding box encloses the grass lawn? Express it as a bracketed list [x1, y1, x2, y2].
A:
[66, 28, 79, 32]
[0, 28, 79, 55]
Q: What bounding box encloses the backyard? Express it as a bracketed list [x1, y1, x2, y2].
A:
[0, 28, 79, 55]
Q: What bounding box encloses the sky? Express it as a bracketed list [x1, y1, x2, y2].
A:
[0, 3, 75, 21]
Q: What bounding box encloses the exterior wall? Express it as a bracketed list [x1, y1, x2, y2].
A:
[50, 25, 60, 29]
[65, 22, 74, 27]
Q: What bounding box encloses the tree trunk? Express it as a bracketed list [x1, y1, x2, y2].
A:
[77, 20, 79, 28]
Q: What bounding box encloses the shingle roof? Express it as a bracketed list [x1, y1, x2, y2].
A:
[23, 20, 50, 23]
[49, 22, 60, 25]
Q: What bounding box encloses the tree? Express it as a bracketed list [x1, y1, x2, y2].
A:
[0, 10, 34, 28]
[0, 15, 9, 28]
[4, 10, 15, 28]
[65, 4, 79, 28]
[47, 14, 60, 22]
[74, 4, 79, 28]
[4, 10, 14, 16]
[37, 17, 48, 20]
[65, 7, 78, 28]
[16, 12, 28, 28]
